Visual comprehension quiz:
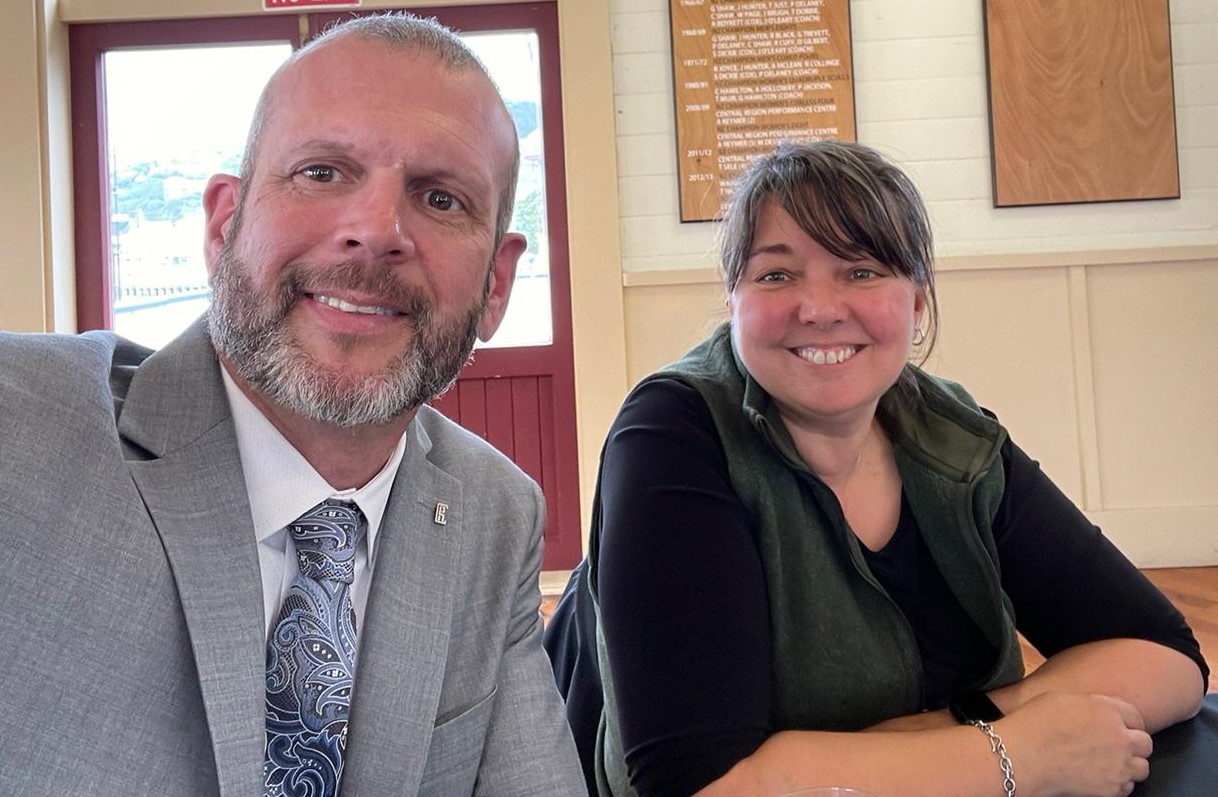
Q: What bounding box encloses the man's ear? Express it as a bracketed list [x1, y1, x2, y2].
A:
[477, 232, 527, 342]
[203, 174, 242, 279]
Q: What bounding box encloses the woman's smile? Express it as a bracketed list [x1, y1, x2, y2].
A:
[792, 344, 861, 366]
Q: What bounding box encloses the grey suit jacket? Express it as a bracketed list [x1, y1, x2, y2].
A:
[0, 321, 585, 796]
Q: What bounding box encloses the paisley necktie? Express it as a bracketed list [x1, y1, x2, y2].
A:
[264, 499, 366, 797]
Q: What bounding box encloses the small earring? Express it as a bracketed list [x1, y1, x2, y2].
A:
[912, 326, 926, 346]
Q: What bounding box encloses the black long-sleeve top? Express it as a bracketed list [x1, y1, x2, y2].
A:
[593, 378, 1209, 797]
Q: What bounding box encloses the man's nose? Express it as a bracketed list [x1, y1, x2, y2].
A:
[334, 177, 415, 261]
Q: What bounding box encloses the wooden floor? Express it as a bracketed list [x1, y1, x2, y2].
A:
[544, 566, 1217, 692]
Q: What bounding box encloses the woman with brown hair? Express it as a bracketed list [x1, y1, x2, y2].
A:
[547, 141, 1207, 797]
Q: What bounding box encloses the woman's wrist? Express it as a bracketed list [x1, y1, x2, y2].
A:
[969, 720, 1017, 797]
[863, 708, 956, 733]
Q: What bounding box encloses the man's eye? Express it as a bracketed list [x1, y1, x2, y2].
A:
[299, 165, 340, 183]
[424, 189, 464, 212]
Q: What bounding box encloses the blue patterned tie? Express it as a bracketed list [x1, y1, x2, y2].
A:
[264, 500, 366, 797]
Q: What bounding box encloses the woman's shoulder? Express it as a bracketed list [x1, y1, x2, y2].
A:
[891, 367, 1006, 439]
[631, 372, 705, 399]
[906, 367, 985, 413]
[619, 375, 713, 424]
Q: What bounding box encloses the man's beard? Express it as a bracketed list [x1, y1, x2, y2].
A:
[207, 247, 487, 428]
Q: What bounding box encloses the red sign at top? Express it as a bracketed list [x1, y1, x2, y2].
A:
[264, 0, 361, 10]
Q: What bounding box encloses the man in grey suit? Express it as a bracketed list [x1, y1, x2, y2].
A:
[0, 12, 584, 797]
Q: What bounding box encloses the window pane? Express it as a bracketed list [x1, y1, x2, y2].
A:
[104, 34, 550, 351]
[464, 31, 553, 349]
[105, 43, 291, 349]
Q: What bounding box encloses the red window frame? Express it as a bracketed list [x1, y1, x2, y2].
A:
[69, 15, 303, 332]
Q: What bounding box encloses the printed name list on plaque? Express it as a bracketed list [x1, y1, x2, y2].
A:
[670, 0, 855, 221]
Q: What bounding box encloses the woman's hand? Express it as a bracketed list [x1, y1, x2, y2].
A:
[697, 694, 1151, 797]
[859, 692, 1153, 796]
[999, 692, 1152, 797]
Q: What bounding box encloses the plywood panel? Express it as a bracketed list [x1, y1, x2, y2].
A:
[984, 0, 1179, 206]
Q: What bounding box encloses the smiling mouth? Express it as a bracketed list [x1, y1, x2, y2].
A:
[311, 293, 401, 316]
[794, 345, 859, 365]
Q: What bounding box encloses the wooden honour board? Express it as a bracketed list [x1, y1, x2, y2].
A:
[984, 0, 1179, 207]
[670, 0, 856, 222]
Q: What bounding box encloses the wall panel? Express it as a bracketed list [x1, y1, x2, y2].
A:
[1089, 259, 1218, 509]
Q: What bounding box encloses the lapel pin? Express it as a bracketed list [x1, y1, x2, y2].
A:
[433, 502, 449, 526]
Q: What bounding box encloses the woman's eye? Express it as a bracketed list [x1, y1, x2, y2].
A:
[299, 165, 340, 183]
[757, 270, 789, 283]
[424, 189, 464, 212]
[849, 267, 880, 280]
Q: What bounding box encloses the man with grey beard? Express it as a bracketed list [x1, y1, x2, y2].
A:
[0, 12, 585, 797]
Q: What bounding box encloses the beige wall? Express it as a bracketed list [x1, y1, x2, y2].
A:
[613, 0, 1218, 566]
[4, 0, 1216, 565]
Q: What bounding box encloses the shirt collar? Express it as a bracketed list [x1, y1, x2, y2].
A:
[220, 365, 408, 562]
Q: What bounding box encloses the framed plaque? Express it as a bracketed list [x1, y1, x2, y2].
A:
[984, 0, 1179, 206]
[670, 0, 856, 222]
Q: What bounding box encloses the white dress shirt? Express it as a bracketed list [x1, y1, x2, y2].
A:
[220, 367, 409, 640]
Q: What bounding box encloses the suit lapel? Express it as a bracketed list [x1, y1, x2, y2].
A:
[120, 321, 266, 797]
[343, 418, 465, 794]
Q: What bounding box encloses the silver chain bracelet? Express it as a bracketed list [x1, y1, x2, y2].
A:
[970, 719, 1016, 797]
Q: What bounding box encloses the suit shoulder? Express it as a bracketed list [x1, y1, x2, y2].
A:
[0, 330, 153, 419]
